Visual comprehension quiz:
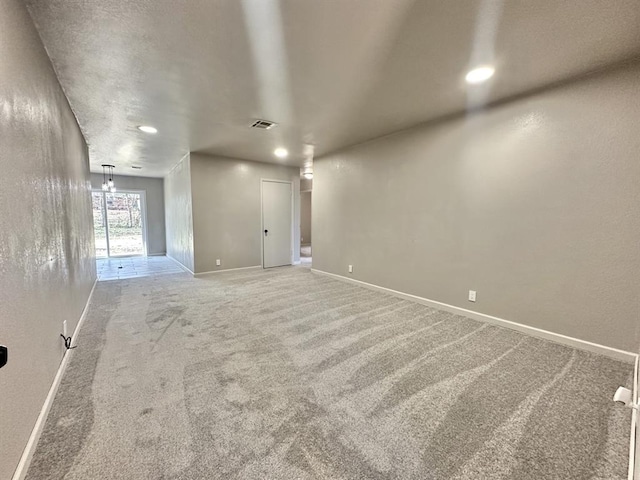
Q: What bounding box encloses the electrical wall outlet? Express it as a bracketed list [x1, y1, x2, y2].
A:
[348, 265, 353, 273]
[63, 320, 68, 338]
[468, 290, 476, 302]
[216, 259, 221, 266]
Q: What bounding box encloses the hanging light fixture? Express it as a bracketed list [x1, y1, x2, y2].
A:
[108, 165, 116, 193]
[101, 165, 108, 191]
[101, 164, 116, 192]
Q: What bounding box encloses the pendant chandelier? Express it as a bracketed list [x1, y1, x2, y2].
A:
[101, 164, 116, 193]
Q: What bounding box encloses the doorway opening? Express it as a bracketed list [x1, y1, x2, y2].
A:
[300, 189, 311, 265]
[261, 179, 293, 268]
[92, 190, 147, 257]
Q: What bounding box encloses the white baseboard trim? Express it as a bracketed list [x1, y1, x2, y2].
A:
[12, 278, 98, 480]
[195, 265, 262, 277]
[312, 269, 640, 476]
[629, 355, 638, 480]
[147, 252, 167, 257]
[166, 254, 195, 275]
[311, 268, 637, 364]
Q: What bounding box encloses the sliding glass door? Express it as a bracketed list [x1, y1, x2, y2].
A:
[92, 192, 109, 257]
[92, 190, 147, 257]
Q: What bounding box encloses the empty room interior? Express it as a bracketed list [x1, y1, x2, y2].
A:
[2, 0, 640, 479]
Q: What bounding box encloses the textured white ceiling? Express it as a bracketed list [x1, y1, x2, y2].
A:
[26, 0, 640, 177]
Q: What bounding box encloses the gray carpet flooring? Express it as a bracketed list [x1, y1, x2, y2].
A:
[26, 266, 632, 479]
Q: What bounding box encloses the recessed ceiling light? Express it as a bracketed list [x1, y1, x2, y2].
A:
[274, 148, 288, 158]
[137, 125, 158, 134]
[303, 172, 313, 180]
[465, 66, 495, 84]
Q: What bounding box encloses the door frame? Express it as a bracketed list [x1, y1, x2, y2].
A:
[92, 189, 149, 258]
[300, 188, 312, 248]
[260, 179, 293, 269]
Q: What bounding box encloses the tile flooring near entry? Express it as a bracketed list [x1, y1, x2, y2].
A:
[96, 255, 184, 281]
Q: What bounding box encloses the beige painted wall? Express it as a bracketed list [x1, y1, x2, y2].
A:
[90, 174, 166, 255]
[301, 191, 312, 245]
[0, 1, 96, 478]
[313, 62, 640, 352]
[190, 153, 301, 274]
[164, 155, 194, 272]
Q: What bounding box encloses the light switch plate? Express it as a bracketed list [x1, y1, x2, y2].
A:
[468, 290, 476, 302]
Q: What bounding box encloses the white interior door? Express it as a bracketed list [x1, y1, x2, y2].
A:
[262, 180, 292, 268]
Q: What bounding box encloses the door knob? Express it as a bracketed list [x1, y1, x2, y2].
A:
[264, 229, 268, 236]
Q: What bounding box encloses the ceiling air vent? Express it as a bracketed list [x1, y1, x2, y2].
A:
[251, 119, 277, 130]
